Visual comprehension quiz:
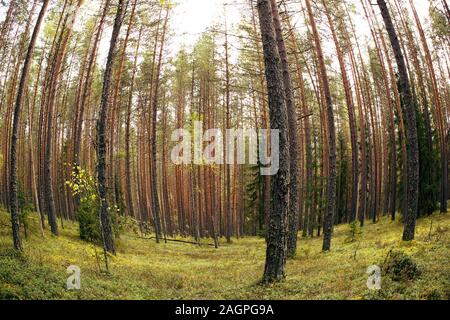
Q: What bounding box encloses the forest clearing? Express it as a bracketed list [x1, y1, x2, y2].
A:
[0, 0, 449, 302]
[0, 208, 449, 300]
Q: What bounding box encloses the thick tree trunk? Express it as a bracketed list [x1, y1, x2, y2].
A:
[97, 0, 126, 254]
[269, 0, 300, 258]
[378, 0, 419, 240]
[256, 0, 290, 283]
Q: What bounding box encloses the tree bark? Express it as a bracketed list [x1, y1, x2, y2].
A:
[305, 0, 337, 251]
[378, 0, 419, 240]
[125, 25, 142, 220]
[150, 5, 170, 243]
[256, 0, 290, 283]
[323, 0, 359, 223]
[97, 0, 126, 254]
[269, 0, 300, 258]
[408, 0, 447, 213]
[9, 0, 50, 250]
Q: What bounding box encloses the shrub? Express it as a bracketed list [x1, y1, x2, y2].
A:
[345, 220, 362, 243]
[66, 165, 129, 243]
[66, 165, 102, 243]
[76, 200, 101, 242]
[114, 214, 140, 237]
[383, 250, 421, 281]
[18, 190, 34, 236]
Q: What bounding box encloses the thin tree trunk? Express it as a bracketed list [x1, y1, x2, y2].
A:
[322, 0, 358, 223]
[125, 25, 142, 219]
[150, 5, 170, 243]
[305, 0, 337, 252]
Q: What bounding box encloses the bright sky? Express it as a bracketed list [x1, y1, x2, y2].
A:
[0, 0, 432, 64]
[167, 0, 431, 60]
[166, 0, 243, 63]
[171, 0, 242, 41]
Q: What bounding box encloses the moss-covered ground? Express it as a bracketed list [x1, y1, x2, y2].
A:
[0, 209, 448, 300]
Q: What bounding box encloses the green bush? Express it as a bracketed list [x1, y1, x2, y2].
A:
[114, 214, 140, 237]
[66, 165, 130, 243]
[76, 200, 102, 242]
[17, 190, 35, 236]
[345, 220, 362, 243]
[66, 166, 102, 243]
[383, 250, 421, 281]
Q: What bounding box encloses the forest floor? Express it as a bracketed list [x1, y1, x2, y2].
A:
[0, 208, 449, 300]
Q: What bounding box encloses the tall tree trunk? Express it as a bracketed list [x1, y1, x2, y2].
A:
[281, 5, 312, 238]
[322, 0, 358, 223]
[269, 0, 300, 258]
[363, 0, 399, 220]
[305, 0, 337, 251]
[377, 0, 419, 240]
[256, 0, 290, 283]
[408, 0, 447, 213]
[9, 0, 50, 250]
[224, 18, 232, 243]
[44, 0, 84, 236]
[74, 0, 109, 172]
[150, 5, 170, 243]
[109, 0, 137, 209]
[97, 0, 126, 254]
[125, 25, 142, 219]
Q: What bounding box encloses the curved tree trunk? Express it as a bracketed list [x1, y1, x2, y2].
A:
[9, 0, 50, 250]
[323, 0, 358, 223]
[74, 0, 109, 172]
[408, 0, 447, 213]
[97, 0, 126, 254]
[305, 0, 337, 252]
[44, 0, 84, 236]
[109, 0, 138, 209]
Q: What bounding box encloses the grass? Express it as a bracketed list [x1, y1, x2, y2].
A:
[0, 208, 449, 300]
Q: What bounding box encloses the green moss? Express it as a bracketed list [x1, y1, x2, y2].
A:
[0, 209, 448, 300]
